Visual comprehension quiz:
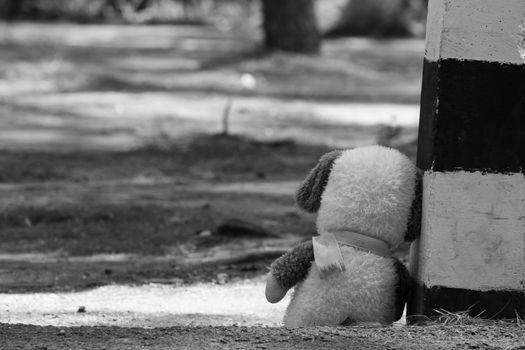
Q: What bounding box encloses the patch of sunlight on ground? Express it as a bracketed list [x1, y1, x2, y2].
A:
[0, 277, 407, 328]
[0, 277, 288, 327]
[1, 91, 419, 151]
[8, 93, 419, 126]
[0, 253, 134, 263]
[0, 23, 255, 49]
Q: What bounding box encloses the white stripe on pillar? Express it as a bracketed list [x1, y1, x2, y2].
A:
[425, 0, 525, 64]
[416, 171, 525, 291]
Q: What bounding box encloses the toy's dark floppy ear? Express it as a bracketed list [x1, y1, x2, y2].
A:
[405, 168, 423, 242]
[296, 150, 343, 213]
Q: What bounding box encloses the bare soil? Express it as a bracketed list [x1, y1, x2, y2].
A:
[2, 323, 524, 350]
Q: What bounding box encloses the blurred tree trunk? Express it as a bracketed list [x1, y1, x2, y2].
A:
[261, 0, 320, 54]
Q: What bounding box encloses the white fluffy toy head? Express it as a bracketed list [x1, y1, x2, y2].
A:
[296, 146, 419, 250]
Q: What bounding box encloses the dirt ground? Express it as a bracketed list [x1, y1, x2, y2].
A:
[1, 22, 522, 349]
[2, 323, 525, 350]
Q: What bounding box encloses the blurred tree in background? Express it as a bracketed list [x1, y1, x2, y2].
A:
[261, 0, 320, 54]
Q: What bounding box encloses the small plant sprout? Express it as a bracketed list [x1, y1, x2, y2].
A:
[221, 95, 233, 136]
[221, 73, 257, 136]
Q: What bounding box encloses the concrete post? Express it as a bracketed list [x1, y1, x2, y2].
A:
[408, 0, 525, 321]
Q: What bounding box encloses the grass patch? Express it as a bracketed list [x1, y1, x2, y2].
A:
[410, 308, 525, 327]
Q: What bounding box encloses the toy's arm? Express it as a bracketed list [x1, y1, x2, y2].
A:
[265, 240, 314, 303]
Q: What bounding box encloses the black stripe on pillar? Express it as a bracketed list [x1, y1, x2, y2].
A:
[417, 59, 525, 173]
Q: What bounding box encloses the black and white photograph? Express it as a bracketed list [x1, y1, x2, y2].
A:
[0, 0, 524, 348]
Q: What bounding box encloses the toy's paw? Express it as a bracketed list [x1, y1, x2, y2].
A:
[265, 274, 289, 303]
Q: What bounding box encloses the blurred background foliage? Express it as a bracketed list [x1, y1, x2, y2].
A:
[0, 0, 428, 38]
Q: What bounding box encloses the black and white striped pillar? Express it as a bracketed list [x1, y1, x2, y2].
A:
[408, 0, 525, 321]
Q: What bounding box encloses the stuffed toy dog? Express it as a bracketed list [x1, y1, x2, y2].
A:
[265, 145, 421, 327]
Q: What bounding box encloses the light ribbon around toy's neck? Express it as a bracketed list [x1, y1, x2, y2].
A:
[312, 230, 392, 277]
